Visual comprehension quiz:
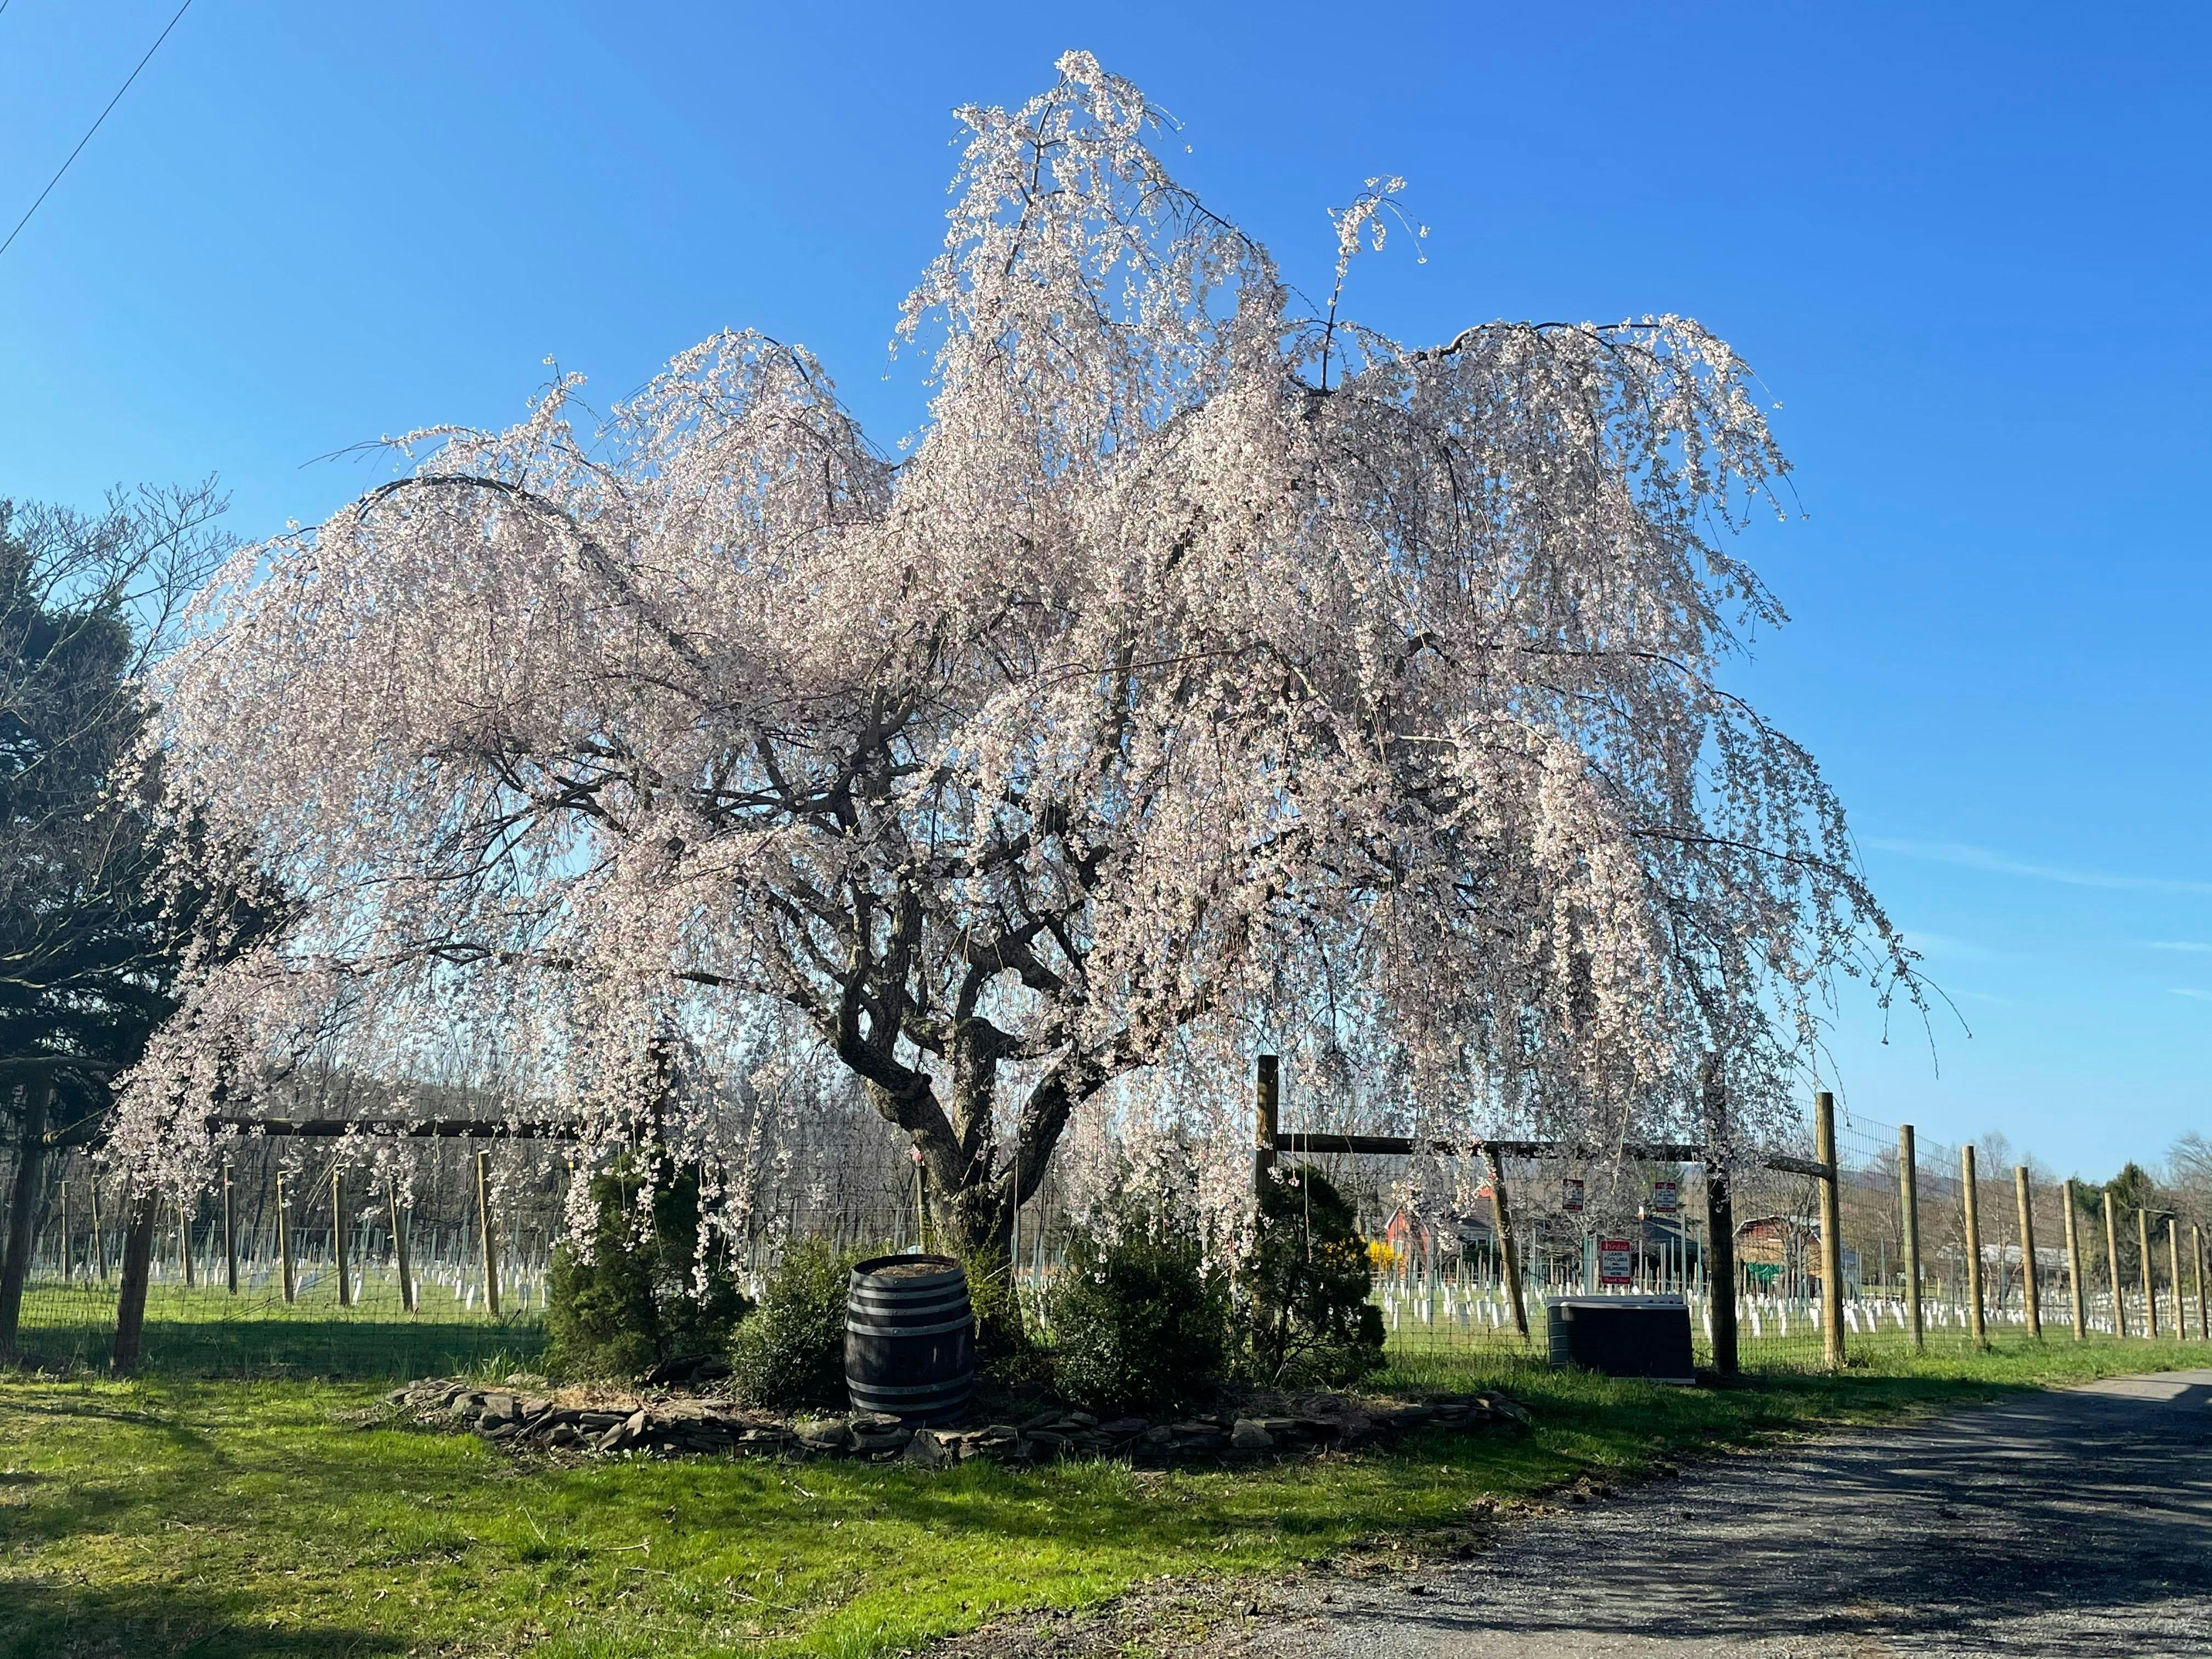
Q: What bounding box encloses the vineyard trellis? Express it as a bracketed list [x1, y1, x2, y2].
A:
[1255, 1059, 2210, 1374]
[1, 1066, 2204, 1379]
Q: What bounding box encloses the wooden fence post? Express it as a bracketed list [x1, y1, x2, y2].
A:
[388, 1180, 415, 1314]
[1253, 1055, 1279, 1198]
[277, 1173, 296, 1305]
[1482, 1146, 1529, 1344]
[1702, 1058, 1739, 1378]
[2196, 1223, 2208, 1341]
[476, 1150, 501, 1318]
[223, 1165, 239, 1295]
[2103, 1189, 2125, 1337]
[177, 1195, 195, 1288]
[2062, 1179, 2086, 1340]
[1815, 1092, 1846, 1370]
[1900, 1125, 1923, 1350]
[332, 1166, 351, 1309]
[2138, 1208, 2158, 1340]
[91, 1175, 106, 1281]
[2167, 1217, 2183, 1340]
[1961, 1145, 1987, 1347]
[2014, 1165, 2040, 1339]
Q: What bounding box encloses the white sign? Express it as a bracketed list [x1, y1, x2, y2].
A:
[1650, 1179, 1679, 1215]
[1598, 1237, 1635, 1285]
[1562, 1177, 1585, 1214]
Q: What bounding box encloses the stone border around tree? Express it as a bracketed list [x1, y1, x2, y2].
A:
[381, 1376, 1533, 1470]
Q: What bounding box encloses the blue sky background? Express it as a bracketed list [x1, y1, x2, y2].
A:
[3, 2, 2206, 1177]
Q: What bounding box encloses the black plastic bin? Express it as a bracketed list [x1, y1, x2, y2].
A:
[1547, 1295, 1696, 1384]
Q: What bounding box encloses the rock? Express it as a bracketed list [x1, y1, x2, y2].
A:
[905, 1428, 952, 1469]
[1098, 1417, 1149, 1438]
[1476, 1391, 1532, 1426]
[480, 1392, 520, 1423]
[382, 1387, 410, 1406]
[548, 1423, 579, 1447]
[794, 1417, 852, 1452]
[850, 1411, 904, 1432]
[594, 1410, 648, 1454]
[577, 1411, 626, 1429]
[504, 1372, 548, 1389]
[1141, 1425, 1174, 1445]
[853, 1428, 913, 1453]
[1067, 1410, 1099, 1427]
[1229, 1420, 1273, 1451]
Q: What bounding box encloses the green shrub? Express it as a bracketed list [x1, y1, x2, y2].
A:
[729, 1238, 862, 1410]
[950, 1244, 1048, 1393]
[1047, 1211, 1229, 1414]
[546, 1164, 751, 1381]
[1238, 1165, 1385, 1387]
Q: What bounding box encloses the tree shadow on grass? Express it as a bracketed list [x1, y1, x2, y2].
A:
[0, 1583, 402, 1659]
[16, 1317, 544, 1382]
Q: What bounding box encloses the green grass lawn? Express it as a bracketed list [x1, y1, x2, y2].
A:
[2, 1336, 2205, 1659]
[13, 1272, 545, 1379]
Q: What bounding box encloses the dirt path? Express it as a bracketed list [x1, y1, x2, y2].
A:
[1229, 1368, 2212, 1658]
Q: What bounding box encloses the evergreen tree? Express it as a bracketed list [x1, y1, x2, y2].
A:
[0, 488, 278, 1361]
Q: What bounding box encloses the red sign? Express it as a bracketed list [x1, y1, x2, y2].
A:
[1562, 1177, 1585, 1214]
[1598, 1238, 1635, 1285]
[1650, 1180, 1679, 1215]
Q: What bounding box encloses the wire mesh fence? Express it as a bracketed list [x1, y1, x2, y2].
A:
[2, 1139, 1026, 1379]
[1310, 1101, 2210, 1374]
[4, 1098, 2204, 1380]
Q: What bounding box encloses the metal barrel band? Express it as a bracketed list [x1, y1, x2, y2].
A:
[845, 1313, 974, 1339]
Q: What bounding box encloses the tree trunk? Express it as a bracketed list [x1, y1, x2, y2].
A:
[110, 1192, 160, 1373]
[0, 1077, 54, 1361]
[895, 1038, 1096, 1265]
[1701, 1055, 1739, 1378]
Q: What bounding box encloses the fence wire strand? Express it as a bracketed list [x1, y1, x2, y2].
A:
[4, 1104, 2204, 1380]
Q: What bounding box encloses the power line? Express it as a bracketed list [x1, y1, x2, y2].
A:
[0, 0, 196, 261]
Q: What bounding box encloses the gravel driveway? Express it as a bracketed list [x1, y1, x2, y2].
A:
[1237, 1369, 2212, 1658]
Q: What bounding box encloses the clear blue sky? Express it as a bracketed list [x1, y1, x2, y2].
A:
[4, 2, 2206, 1178]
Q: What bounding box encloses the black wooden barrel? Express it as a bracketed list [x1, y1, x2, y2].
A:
[844, 1253, 974, 1425]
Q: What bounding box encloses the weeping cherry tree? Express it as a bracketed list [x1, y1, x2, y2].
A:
[112, 54, 1913, 1256]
